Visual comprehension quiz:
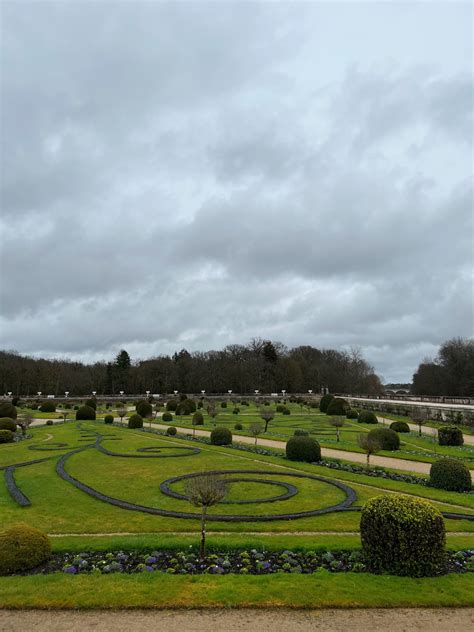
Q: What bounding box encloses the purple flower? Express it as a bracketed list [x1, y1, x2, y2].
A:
[63, 565, 77, 574]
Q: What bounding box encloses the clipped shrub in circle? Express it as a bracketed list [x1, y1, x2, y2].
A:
[104, 414, 114, 425]
[210, 427, 232, 446]
[319, 394, 334, 413]
[85, 398, 97, 410]
[367, 427, 400, 451]
[0, 524, 52, 575]
[192, 411, 204, 425]
[390, 421, 410, 433]
[136, 400, 153, 418]
[346, 409, 359, 419]
[162, 412, 173, 422]
[358, 411, 378, 424]
[361, 494, 446, 577]
[232, 408, 240, 415]
[234, 423, 243, 430]
[221, 401, 227, 408]
[176, 399, 196, 416]
[276, 404, 285, 413]
[429, 458, 471, 492]
[128, 414, 143, 429]
[46, 420, 53, 426]
[0, 403, 17, 420]
[0, 418, 17, 432]
[0, 430, 14, 443]
[438, 426, 463, 446]
[39, 401, 56, 413]
[166, 399, 178, 412]
[286, 436, 321, 463]
[282, 407, 291, 415]
[166, 426, 177, 436]
[326, 397, 349, 416]
[75, 406, 96, 421]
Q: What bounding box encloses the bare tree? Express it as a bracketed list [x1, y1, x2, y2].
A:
[412, 408, 428, 437]
[185, 474, 227, 559]
[17, 412, 33, 436]
[117, 406, 127, 425]
[358, 433, 381, 469]
[206, 403, 218, 427]
[259, 407, 275, 433]
[329, 416, 345, 442]
[248, 422, 264, 446]
[61, 411, 70, 423]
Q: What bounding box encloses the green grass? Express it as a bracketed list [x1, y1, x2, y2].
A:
[1, 572, 473, 609]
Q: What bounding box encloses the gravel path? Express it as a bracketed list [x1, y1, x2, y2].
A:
[1, 608, 473, 631]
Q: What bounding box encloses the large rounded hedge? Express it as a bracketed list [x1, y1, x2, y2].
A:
[346, 409, 359, 420]
[162, 412, 173, 422]
[192, 411, 204, 425]
[367, 427, 400, 451]
[286, 436, 321, 463]
[326, 397, 349, 416]
[358, 410, 378, 424]
[176, 399, 197, 415]
[0, 430, 14, 444]
[104, 414, 114, 425]
[429, 458, 471, 492]
[84, 398, 97, 410]
[0, 524, 51, 575]
[75, 405, 96, 421]
[319, 394, 334, 413]
[390, 421, 410, 433]
[0, 403, 17, 420]
[438, 426, 463, 446]
[0, 418, 17, 432]
[166, 399, 178, 412]
[39, 401, 56, 413]
[136, 400, 153, 418]
[210, 427, 232, 446]
[361, 495, 446, 577]
[128, 414, 143, 429]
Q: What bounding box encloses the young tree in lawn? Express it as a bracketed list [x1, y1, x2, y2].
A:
[207, 403, 218, 427]
[153, 402, 161, 418]
[412, 408, 428, 437]
[61, 411, 70, 423]
[185, 474, 227, 559]
[249, 421, 264, 446]
[117, 406, 127, 425]
[358, 433, 381, 469]
[329, 416, 345, 442]
[260, 407, 275, 433]
[17, 412, 33, 436]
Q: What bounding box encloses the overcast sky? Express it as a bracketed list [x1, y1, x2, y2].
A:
[1, 1, 472, 383]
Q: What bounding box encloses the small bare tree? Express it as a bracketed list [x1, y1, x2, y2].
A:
[17, 412, 33, 436]
[117, 406, 127, 425]
[248, 421, 264, 446]
[329, 416, 345, 442]
[185, 474, 227, 559]
[358, 433, 381, 469]
[206, 403, 218, 427]
[61, 411, 70, 424]
[260, 407, 275, 433]
[412, 408, 428, 437]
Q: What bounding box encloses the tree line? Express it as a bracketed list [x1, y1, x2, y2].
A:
[0, 339, 383, 396]
[412, 338, 474, 397]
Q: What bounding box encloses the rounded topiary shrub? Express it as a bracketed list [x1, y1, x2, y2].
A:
[390, 421, 410, 433]
[176, 399, 196, 416]
[232, 408, 240, 415]
[282, 407, 291, 415]
[319, 394, 334, 413]
[46, 420, 53, 426]
[75, 405, 96, 421]
[0, 418, 17, 432]
[358, 410, 378, 424]
[234, 423, 243, 430]
[276, 404, 285, 413]
[286, 436, 321, 463]
[128, 414, 143, 429]
[0, 430, 14, 443]
[0, 524, 52, 575]
[11, 397, 20, 407]
[221, 401, 227, 408]
[429, 458, 471, 492]
[166, 399, 178, 412]
[104, 414, 114, 425]
[162, 412, 173, 422]
[84, 398, 97, 410]
[210, 427, 232, 446]
[326, 397, 349, 416]
[192, 412, 204, 425]
[0, 403, 17, 420]
[136, 400, 153, 418]
[367, 427, 400, 451]
[39, 401, 56, 413]
[361, 495, 446, 577]
[346, 408, 359, 419]
[166, 426, 177, 436]
[438, 426, 463, 446]
[294, 429, 309, 436]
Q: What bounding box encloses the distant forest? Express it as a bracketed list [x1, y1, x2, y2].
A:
[412, 338, 474, 397]
[0, 339, 383, 396]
